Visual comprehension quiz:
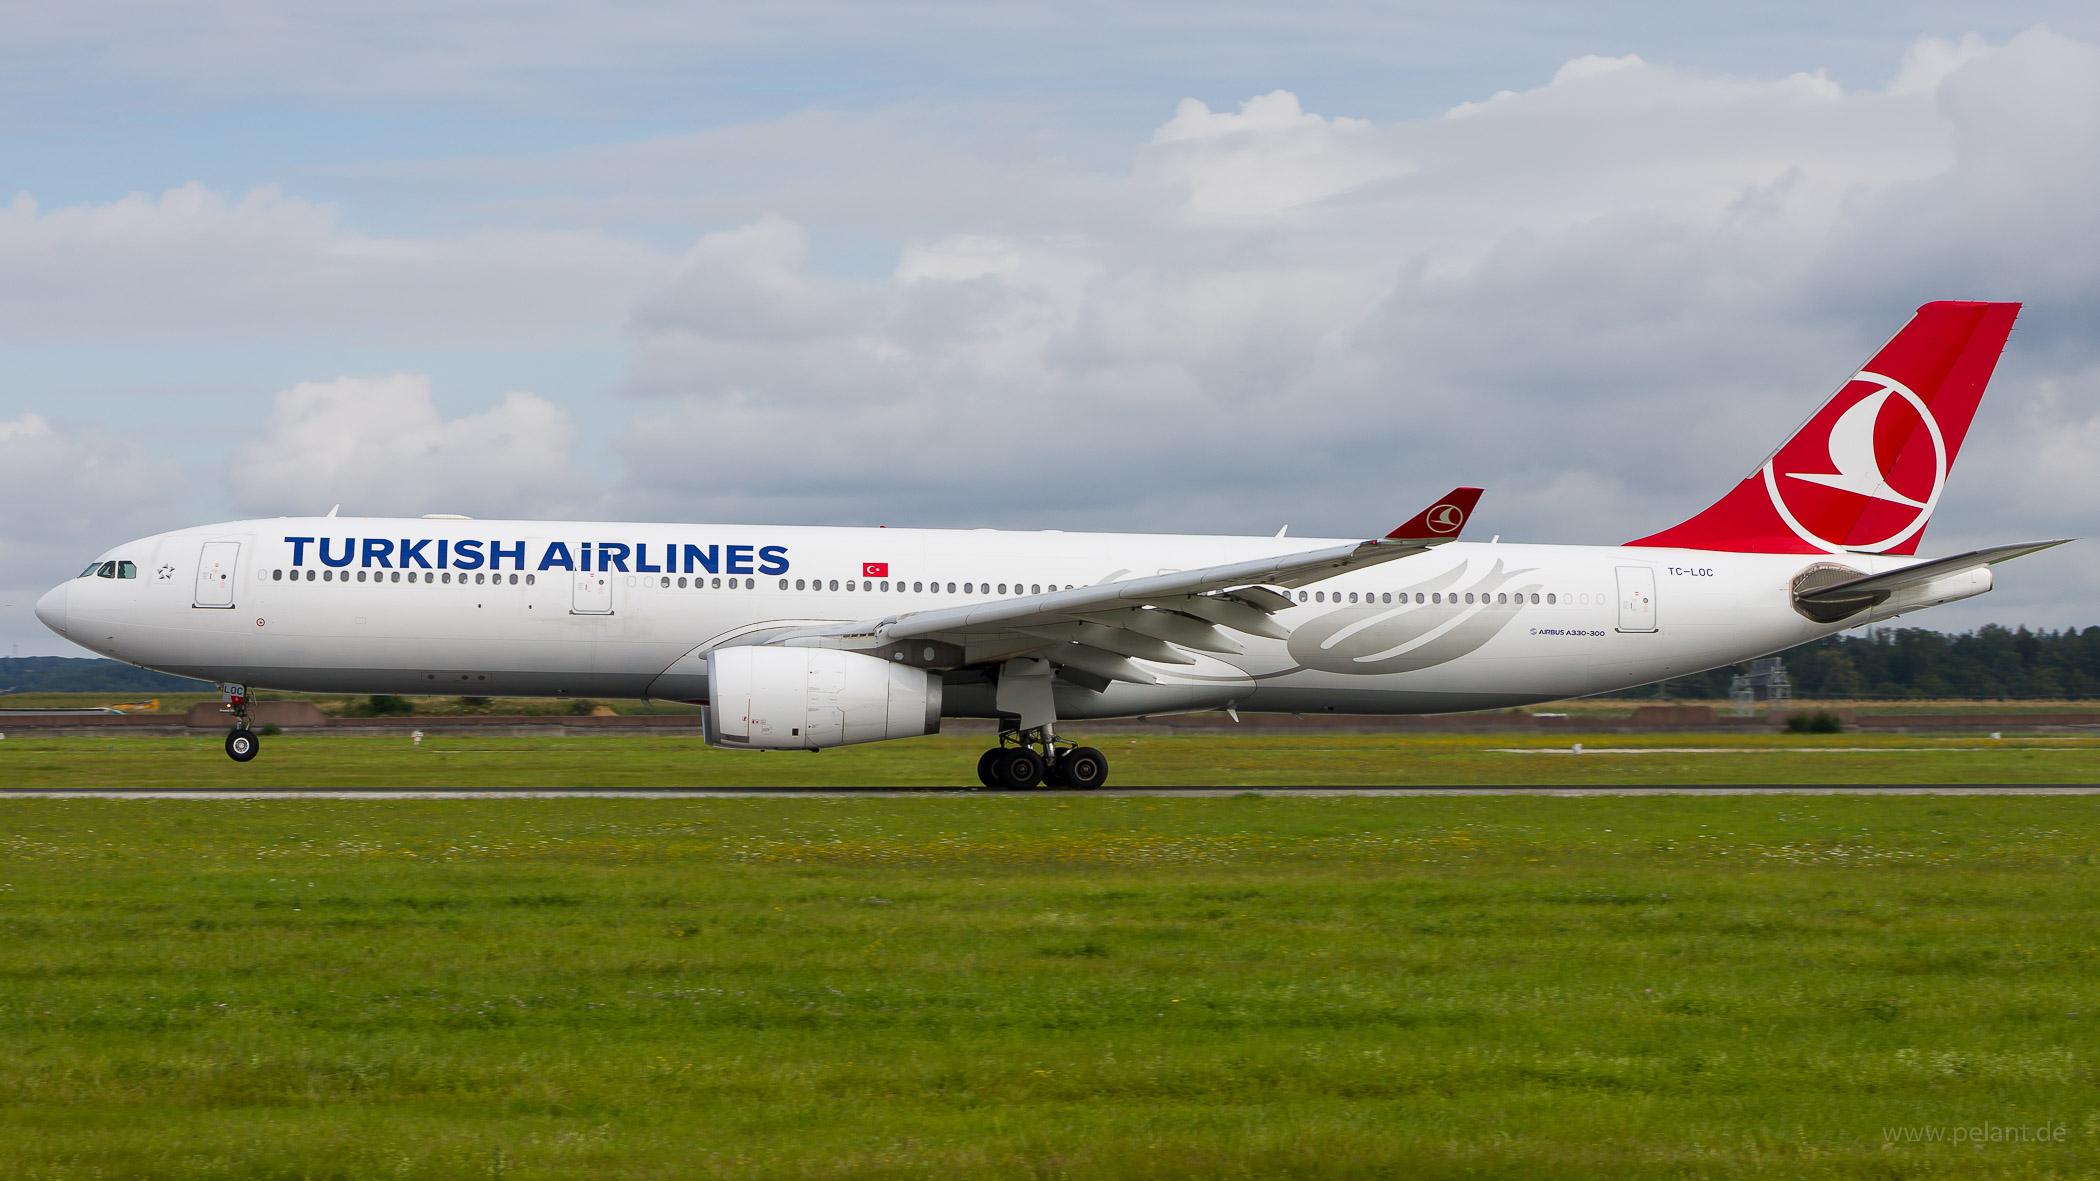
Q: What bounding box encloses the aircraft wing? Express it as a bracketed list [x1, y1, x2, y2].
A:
[761, 488, 1483, 684]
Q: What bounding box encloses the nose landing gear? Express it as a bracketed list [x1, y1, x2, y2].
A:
[225, 728, 260, 762]
[218, 683, 259, 763]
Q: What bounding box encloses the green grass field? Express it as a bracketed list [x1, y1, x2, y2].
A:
[0, 729, 2095, 788]
[0, 794, 2094, 1178]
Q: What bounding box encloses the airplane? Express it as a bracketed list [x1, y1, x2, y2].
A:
[33, 300, 2066, 787]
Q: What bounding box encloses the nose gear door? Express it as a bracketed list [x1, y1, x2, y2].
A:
[194, 541, 240, 608]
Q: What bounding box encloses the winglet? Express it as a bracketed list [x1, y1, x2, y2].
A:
[1385, 488, 1483, 541]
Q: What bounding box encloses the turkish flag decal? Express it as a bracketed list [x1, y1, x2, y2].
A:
[862, 562, 889, 578]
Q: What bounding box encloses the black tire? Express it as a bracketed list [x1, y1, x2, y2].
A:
[1060, 746, 1108, 789]
[225, 729, 259, 762]
[976, 748, 1003, 788]
[994, 749, 1043, 789]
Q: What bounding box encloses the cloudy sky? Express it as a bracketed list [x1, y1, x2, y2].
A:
[5, 1, 2098, 656]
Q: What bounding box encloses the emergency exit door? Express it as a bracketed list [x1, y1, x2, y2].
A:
[572, 570, 613, 614]
[193, 541, 239, 608]
[1615, 566, 1657, 632]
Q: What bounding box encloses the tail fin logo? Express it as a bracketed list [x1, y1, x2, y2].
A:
[1761, 371, 1947, 553]
[1425, 504, 1467, 534]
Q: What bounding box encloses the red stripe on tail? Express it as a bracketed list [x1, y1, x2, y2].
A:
[1627, 301, 2019, 555]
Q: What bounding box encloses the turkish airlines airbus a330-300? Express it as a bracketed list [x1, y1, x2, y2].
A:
[34, 301, 2068, 787]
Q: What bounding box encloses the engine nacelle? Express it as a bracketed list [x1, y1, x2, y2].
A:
[703, 646, 942, 750]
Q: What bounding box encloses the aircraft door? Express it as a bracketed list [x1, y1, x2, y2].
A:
[193, 541, 239, 608]
[572, 570, 613, 615]
[1615, 566, 1657, 632]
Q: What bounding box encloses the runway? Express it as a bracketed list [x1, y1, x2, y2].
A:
[4, 785, 2096, 798]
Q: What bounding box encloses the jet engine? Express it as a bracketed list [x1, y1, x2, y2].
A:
[703, 645, 942, 750]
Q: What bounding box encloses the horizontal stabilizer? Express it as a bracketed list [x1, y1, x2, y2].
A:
[1794, 540, 2072, 604]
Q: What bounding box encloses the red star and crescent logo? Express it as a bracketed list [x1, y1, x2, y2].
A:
[862, 562, 889, 578]
[1762, 370, 1946, 554]
[1424, 504, 1466, 534]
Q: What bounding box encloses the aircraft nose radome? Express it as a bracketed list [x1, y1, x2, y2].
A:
[34, 583, 67, 636]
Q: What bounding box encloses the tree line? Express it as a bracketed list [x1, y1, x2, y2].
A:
[1611, 625, 2100, 700]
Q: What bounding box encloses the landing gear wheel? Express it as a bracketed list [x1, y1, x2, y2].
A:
[977, 748, 1003, 788]
[1060, 746, 1108, 789]
[225, 729, 259, 762]
[993, 748, 1044, 789]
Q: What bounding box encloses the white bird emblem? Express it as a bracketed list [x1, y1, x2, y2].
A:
[1783, 385, 1930, 509]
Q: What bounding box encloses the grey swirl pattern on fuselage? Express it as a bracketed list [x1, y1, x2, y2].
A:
[1284, 558, 1543, 675]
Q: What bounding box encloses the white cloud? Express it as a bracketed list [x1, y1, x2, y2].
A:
[15, 24, 2100, 653]
[0, 183, 661, 345]
[604, 28, 2100, 633]
[227, 375, 593, 519]
[1145, 90, 1410, 221]
[0, 411, 195, 652]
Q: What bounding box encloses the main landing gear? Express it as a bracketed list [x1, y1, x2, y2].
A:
[974, 656, 1107, 789]
[976, 724, 1109, 790]
[219, 683, 259, 763]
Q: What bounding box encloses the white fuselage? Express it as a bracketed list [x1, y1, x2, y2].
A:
[40, 516, 1967, 717]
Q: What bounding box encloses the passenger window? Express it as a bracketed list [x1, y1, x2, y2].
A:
[1031, 584, 1041, 594]
[526, 574, 535, 586]
[1547, 593, 1556, 604]
[913, 582, 923, 592]
[997, 583, 1007, 594]
[1298, 591, 1308, 602]
[795, 579, 805, 590]
[273, 569, 283, 581]
[1415, 593, 1424, 603]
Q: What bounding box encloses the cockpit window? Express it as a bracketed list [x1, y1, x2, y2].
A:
[80, 563, 102, 578]
[117, 561, 137, 579]
[96, 562, 117, 579]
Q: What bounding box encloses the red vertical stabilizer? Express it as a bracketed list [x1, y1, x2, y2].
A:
[1627, 301, 2020, 555]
